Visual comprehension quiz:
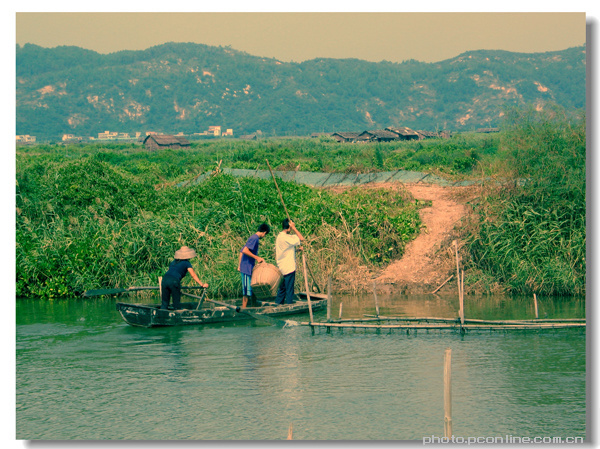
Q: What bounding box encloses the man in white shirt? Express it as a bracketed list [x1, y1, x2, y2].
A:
[275, 218, 305, 305]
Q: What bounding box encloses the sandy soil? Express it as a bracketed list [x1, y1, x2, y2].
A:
[322, 181, 477, 294]
[373, 183, 472, 294]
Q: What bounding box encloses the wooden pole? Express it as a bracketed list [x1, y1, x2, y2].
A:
[533, 293, 539, 319]
[431, 274, 454, 294]
[266, 159, 291, 221]
[327, 276, 332, 322]
[454, 241, 464, 327]
[339, 302, 343, 320]
[373, 281, 380, 317]
[459, 270, 465, 326]
[266, 159, 321, 294]
[444, 348, 452, 438]
[302, 253, 314, 324]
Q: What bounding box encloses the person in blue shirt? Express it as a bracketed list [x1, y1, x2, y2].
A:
[160, 246, 208, 310]
[238, 223, 271, 308]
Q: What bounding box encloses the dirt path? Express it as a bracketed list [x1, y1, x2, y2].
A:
[374, 183, 470, 293]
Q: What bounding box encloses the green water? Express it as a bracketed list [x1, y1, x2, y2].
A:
[15, 293, 586, 441]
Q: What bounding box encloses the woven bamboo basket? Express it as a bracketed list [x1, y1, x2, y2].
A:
[251, 263, 282, 299]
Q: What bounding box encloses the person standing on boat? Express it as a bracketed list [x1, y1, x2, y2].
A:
[238, 223, 271, 308]
[161, 246, 208, 310]
[275, 219, 305, 305]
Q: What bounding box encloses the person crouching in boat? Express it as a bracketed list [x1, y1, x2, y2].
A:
[161, 246, 208, 310]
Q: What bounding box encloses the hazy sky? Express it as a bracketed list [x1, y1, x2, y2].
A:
[15, 12, 587, 64]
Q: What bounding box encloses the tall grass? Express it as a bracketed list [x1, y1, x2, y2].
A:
[16, 157, 423, 299]
[16, 107, 586, 298]
[464, 105, 585, 296]
[17, 131, 500, 183]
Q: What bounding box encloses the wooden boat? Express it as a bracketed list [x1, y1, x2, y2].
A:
[116, 292, 328, 328]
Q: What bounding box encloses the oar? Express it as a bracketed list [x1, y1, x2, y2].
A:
[265, 159, 322, 293]
[195, 288, 208, 310]
[83, 285, 206, 297]
[181, 292, 298, 328]
[83, 286, 158, 297]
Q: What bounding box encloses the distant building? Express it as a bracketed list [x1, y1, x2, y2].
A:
[357, 129, 400, 142]
[98, 131, 118, 140]
[143, 134, 191, 150]
[208, 126, 221, 136]
[62, 134, 83, 143]
[331, 132, 359, 143]
[415, 130, 451, 139]
[386, 126, 421, 140]
[16, 135, 36, 144]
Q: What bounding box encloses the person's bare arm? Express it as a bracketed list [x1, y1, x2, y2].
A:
[289, 221, 305, 242]
[241, 246, 265, 264]
[188, 268, 208, 288]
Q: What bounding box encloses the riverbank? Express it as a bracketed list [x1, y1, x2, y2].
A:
[325, 182, 475, 296]
[15, 107, 585, 299]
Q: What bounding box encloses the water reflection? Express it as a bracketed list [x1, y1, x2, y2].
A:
[16, 294, 586, 440]
[330, 293, 585, 321]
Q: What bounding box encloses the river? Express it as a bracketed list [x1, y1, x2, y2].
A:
[16, 293, 586, 441]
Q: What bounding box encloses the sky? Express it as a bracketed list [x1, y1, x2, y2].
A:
[15, 11, 587, 64]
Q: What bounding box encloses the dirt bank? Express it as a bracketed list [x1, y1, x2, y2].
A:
[328, 182, 476, 295]
[378, 183, 476, 294]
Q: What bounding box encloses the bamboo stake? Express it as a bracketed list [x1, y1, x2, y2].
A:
[373, 281, 380, 317]
[533, 293, 539, 319]
[444, 348, 452, 438]
[287, 423, 293, 440]
[300, 321, 585, 330]
[453, 241, 464, 327]
[327, 276, 332, 322]
[431, 274, 454, 294]
[460, 270, 465, 326]
[360, 315, 585, 324]
[302, 253, 314, 324]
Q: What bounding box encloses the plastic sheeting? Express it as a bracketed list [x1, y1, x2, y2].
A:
[182, 168, 480, 188]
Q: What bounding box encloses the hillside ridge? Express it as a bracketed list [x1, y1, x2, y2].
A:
[16, 43, 586, 139]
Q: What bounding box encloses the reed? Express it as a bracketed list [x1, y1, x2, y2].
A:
[464, 106, 585, 296]
[16, 159, 422, 299]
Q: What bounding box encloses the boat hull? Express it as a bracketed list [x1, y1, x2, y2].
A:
[116, 293, 328, 328]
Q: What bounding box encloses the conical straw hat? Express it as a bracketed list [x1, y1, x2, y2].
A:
[174, 246, 197, 260]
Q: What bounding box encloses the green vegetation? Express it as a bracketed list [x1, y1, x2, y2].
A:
[17, 131, 500, 181]
[16, 154, 423, 299]
[17, 43, 585, 139]
[15, 107, 586, 298]
[464, 105, 586, 296]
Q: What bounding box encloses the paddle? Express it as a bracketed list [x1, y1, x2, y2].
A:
[83, 285, 206, 297]
[181, 292, 298, 328]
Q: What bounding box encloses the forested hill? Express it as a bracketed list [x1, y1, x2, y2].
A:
[16, 42, 586, 140]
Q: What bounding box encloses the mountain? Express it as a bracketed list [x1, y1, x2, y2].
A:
[16, 42, 586, 140]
